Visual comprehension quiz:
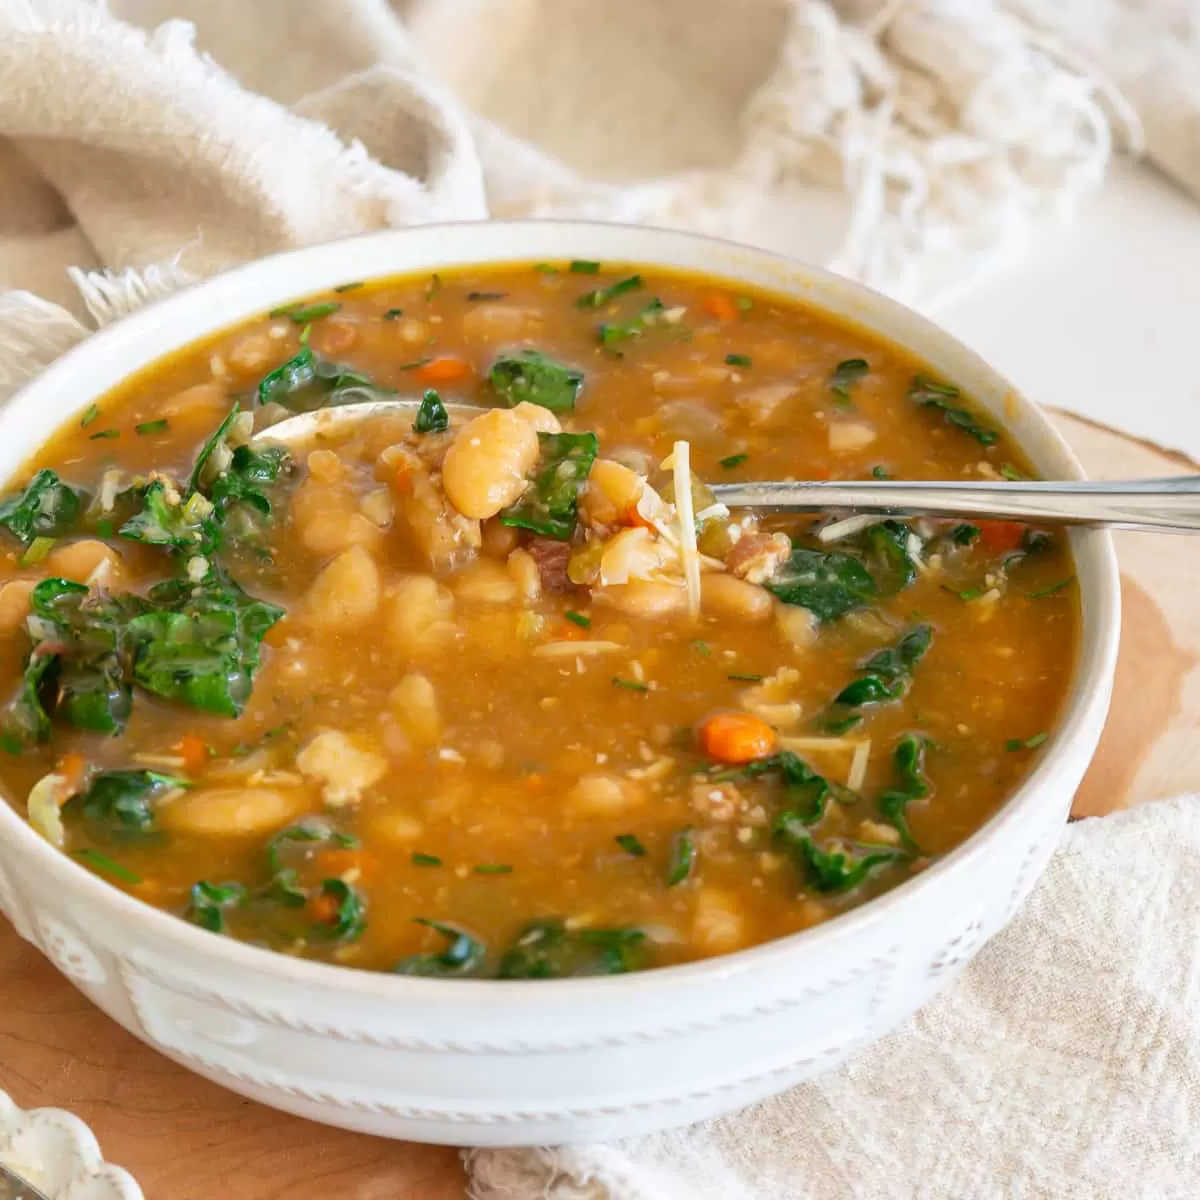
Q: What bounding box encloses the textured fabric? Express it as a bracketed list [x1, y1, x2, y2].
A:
[468, 796, 1200, 1199]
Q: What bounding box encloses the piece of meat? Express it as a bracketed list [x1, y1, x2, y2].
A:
[526, 537, 575, 592]
[725, 531, 791, 584]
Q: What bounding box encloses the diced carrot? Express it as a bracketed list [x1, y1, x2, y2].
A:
[698, 711, 778, 764]
[976, 520, 1025, 553]
[618, 502, 656, 530]
[176, 735, 209, 774]
[315, 848, 376, 882]
[309, 892, 340, 924]
[702, 292, 737, 322]
[55, 752, 88, 794]
[414, 355, 471, 384]
[392, 465, 413, 495]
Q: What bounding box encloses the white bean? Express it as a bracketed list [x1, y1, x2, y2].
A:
[160, 787, 309, 836]
[305, 545, 380, 627]
[389, 672, 441, 746]
[593, 579, 687, 619]
[442, 408, 539, 519]
[566, 772, 646, 815]
[386, 575, 458, 655]
[700, 573, 772, 622]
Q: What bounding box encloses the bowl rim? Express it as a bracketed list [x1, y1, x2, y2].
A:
[0, 219, 1120, 1000]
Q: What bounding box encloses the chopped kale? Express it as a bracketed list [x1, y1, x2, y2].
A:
[269, 301, 341, 323]
[185, 880, 246, 932]
[0, 470, 86, 546]
[711, 751, 856, 825]
[909, 376, 997, 445]
[830, 358, 868, 405]
[413, 388, 449, 434]
[765, 543, 877, 622]
[615, 833, 647, 857]
[497, 918, 647, 978]
[499, 431, 598, 540]
[67, 768, 188, 839]
[876, 733, 931, 851]
[393, 918, 485, 976]
[489, 349, 584, 412]
[310, 878, 366, 942]
[666, 828, 696, 886]
[832, 624, 933, 709]
[576, 274, 643, 308]
[255, 345, 391, 411]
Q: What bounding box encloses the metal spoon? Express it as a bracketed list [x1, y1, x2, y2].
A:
[254, 399, 1200, 534]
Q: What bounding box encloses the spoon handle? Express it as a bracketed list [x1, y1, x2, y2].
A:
[708, 476, 1200, 534]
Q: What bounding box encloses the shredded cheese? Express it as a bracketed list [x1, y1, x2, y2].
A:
[779, 735, 862, 754]
[532, 640, 624, 657]
[846, 739, 872, 791]
[672, 440, 702, 619]
[817, 514, 877, 543]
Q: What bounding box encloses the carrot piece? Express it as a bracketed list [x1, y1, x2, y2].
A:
[976, 520, 1025, 553]
[315, 848, 376, 882]
[55, 752, 88, 794]
[698, 711, 778, 764]
[309, 892, 340, 924]
[176, 735, 209, 773]
[702, 292, 738, 322]
[618, 502, 656, 530]
[414, 355, 471, 384]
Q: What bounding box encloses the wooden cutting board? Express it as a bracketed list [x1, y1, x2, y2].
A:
[1, 413, 1196, 1199]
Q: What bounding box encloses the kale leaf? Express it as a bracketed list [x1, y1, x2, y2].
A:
[393, 918, 486, 977]
[413, 388, 448, 434]
[309, 878, 366, 942]
[909, 376, 997, 445]
[576, 274, 643, 309]
[711, 750, 857, 825]
[832, 624, 933, 709]
[0, 469, 86, 546]
[765, 544, 877, 622]
[67, 768, 188, 838]
[497, 918, 648, 978]
[499, 431, 598, 540]
[774, 813, 908, 893]
[256, 346, 392, 411]
[876, 733, 931, 852]
[830, 357, 868, 404]
[488, 349, 584, 412]
[185, 880, 246, 933]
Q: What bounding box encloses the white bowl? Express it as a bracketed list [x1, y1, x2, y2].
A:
[0, 222, 1119, 1146]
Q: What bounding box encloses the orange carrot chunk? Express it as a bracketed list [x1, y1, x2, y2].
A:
[55, 751, 88, 793]
[176, 735, 209, 773]
[698, 711, 778, 764]
[976, 520, 1025, 553]
[414, 355, 471, 384]
[702, 292, 737, 322]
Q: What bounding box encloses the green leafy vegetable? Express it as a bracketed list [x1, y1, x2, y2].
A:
[735, 295, 753, 311]
[728, 672, 763, 682]
[413, 388, 449, 434]
[615, 833, 646, 857]
[569, 260, 600, 273]
[74, 848, 142, 884]
[1005, 732, 1048, 751]
[765, 544, 876, 622]
[119, 480, 213, 552]
[950, 523, 980, 546]
[598, 298, 665, 352]
[393, 918, 485, 977]
[80, 404, 99, 428]
[2, 648, 56, 752]
[871, 465, 890, 479]
[1030, 576, 1074, 598]
[612, 677, 649, 693]
[775, 820, 908, 893]
[576, 274, 642, 308]
[876, 734, 931, 851]
[711, 751, 856, 825]
[856, 520, 920, 594]
[1000, 463, 1025, 481]
[499, 431, 598, 541]
[333, 281, 363, 293]
[266, 818, 358, 875]
[269, 301, 341, 323]
[20, 536, 56, 566]
[68, 769, 188, 838]
[473, 863, 513, 875]
[127, 567, 283, 717]
[564, 610, 590, 629]
[725, 353, 752, 368]
[135, 419, 169, 436]
[311, 878, 366, 942]
[185, 880, 246, 932]
[466, 290, 507, 301]
[89, 429, 120, 440]
[255, 345, 391, 411]
[383, 307, 404, 320]
[209, 444, 290, 521]
[832, 624, 933, 709]
[666, 828, 695, 886]
[830, 357, 868, 404]
[719, 453, 748, 469]
[909, 376, 997, 445]
[497, 918, 647, 978]
[488, 349, 584, 412]
[425, 274, 442, 300]
[0, 470, 86, 546]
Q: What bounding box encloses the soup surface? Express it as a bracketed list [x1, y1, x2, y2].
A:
[0, 262, 1077, 978]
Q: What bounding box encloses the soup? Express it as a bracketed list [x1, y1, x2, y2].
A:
[0, 262, 1076, 978]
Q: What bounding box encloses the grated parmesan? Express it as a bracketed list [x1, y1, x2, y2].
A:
[672, 440, 702, 619]
[532, 640, 624, 657]
[846, 739, 872, 791]
[818, 513, 877, 543]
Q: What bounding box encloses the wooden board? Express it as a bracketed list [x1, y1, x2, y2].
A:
[1, 413, 1196, 1198]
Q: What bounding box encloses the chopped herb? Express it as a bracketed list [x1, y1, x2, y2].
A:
[184, 880, 244, 931]
[765, 543, 877, 623]
[333, 281, 363, 293]
[666, 828, 696, 886]
[950, 523, 980, 546]
[876, 734, 930, 851]
[383, 307, 404, 319]
[856, 520, 920, 594]
[954, 586, 984, 602]
[411, 852, 442, 867]
[500, 430, 598, 540]
[909, 376, 997, 445]
[425, 273, 442, 300]
[397, 356, 433, 371]
[719, 453, 748, 469]
[725, 353, 752, 367]
[67, 769, 188, 838]
[95, 519, 114, 537]
[711, 752, 856, 825]
[497, 918, 646, 978]
[489, 348, 584, 412]
[612, 677, 649, 693]
[1000, 463, 1025, 481]
[728, 672, 763, 682]
[691, 639, 712, 656]
[598, 298, 666, 353]
[413, 388, 448, 434]
[576, 274, 642, 309]
[20, 536, 56, 566]
[871, 465, 890, 480]
[569, 260, 601, 273]
[824, 713, 864, 735]
[298, 323, 312, 345]
[135, 419, 169, 436]
[0, 470, 86, 547]
[310, 878, 366, 941]
[735, 296, 753, 311]
[534, 262, 559, 273]
[473, 863, 513, 876]
[564, 610, 591, 629]
[830, 358, 869, 405]
[832, 625, 933, 711]
[466, 290, 507, 301]
[1005, 732, 1048, 752]
[615, 833, 647, 857]
[80, 403, 99, 428]
[269, 301, 340, 323]
[1031, 576, 1074, 598]
[89, 429, 120, 440]
[394, 918, 485, 977]
[74, 848, 143, 885]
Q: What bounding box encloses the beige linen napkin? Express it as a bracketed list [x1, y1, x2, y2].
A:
[469, 797, 1200, 1200]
